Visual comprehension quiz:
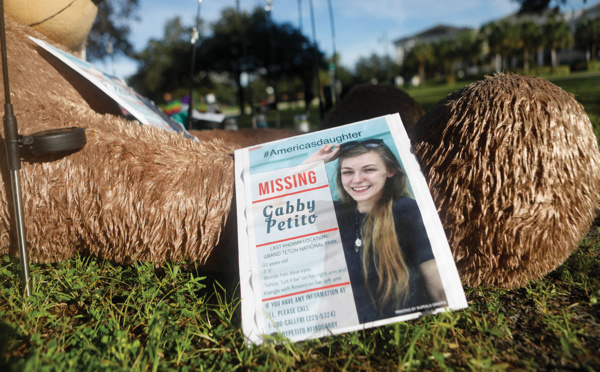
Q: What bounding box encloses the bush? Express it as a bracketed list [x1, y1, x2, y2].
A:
[588, 60, 600, 72]
[521, 65, 571, 77]
[570, 60, 588, 72]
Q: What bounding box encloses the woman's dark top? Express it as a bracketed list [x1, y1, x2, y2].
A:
[335, 197, 436, 323]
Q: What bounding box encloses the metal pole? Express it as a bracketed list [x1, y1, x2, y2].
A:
[0, 0, 32, 297]
[308, 0, 324, 119]
[265, 0, 280, 127]
[9, 169, 31, 296]
[298, 0, 303, 32]
[327, 0, 337, 105]
[106, 40, 116, 76]
[186, 0, 202, 130]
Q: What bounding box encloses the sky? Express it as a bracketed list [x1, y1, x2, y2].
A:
[92, 0, 600, 80]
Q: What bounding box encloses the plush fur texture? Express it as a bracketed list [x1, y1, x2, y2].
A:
[409, 73, 600, 288]
[6, 16, 597, 289]
[0, 17, 237, 268]
[190, 128, 301, 149]
[319, 83, 425, 131]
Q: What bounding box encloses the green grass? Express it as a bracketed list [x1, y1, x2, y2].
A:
[2, 238, 599, 371]
[2, 71, 600, 371]
[405, 80, 477, 113]
[547, 72, 600, 140]
[404, 71, 600, 139]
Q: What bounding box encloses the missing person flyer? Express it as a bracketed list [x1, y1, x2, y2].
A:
[29, 36, 195, 141]
[235, 114, 467, 344]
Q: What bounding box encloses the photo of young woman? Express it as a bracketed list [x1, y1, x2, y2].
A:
[305, 139, 447, 323]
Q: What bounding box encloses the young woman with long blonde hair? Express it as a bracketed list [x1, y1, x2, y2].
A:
[306, 139, 445, 322]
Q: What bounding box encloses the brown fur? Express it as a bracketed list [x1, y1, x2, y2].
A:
[190, 128, 301, 149]
[409, 73, 600, 288]
[0, 17, 236, 268]
[319, 84, 425, 131]
[6, 16, 595, 288]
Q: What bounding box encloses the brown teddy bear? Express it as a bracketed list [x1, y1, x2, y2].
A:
[319, 83, 425, 131]
[0, 10, 300, 271]
[0, 15, 236, 268]
[3, 4, 599, 290]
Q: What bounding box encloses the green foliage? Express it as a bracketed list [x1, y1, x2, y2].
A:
[127, 17, 198, 101]
[2, 231, 599, 370]
[130, 6, 325, 112]
[521, 64, 571, 76]
[589, 60, 600, 71]
[512, 0, 582, 14]
[88, 0, 140, 62]
[520, 20, 545, 70]
[197, 6, 325, 112]
[354, 54, 400, 85]
[0, 255, 229, 371]
[456, 29, 485, 69]
[575, 16, 600, 60]
[544, 12, 574, 69]
[546, 71, 600, 141]
[404, 42, 435, 85]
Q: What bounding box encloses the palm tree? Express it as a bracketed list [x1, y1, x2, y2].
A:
[456, 29, 483, 76]
[354, 54, 400, 85]
[434, 38, 460, 82]
[519, 20, 543, 71]
[408, 42, 435, 86]
[543, 12, 574, 71]
[483, 20, 520, 71]
[575, 16, 600, 62]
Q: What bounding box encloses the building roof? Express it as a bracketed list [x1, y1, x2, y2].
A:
[394, 24, 471, 45]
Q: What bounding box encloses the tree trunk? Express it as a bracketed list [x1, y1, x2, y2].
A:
[537, 47, 544, 66]
[418, 63, 426, 86]
[495, 53, 502, 72]
[235, 71, 245, 115]
[303, 77, 314, 114]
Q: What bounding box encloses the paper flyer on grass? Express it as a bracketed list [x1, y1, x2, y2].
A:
[29, 36, 195, 140]
[235, 114, 467, 344]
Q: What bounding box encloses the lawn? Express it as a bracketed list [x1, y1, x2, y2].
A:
[404, 71, 600, 140]
[1, 71, 600, 371]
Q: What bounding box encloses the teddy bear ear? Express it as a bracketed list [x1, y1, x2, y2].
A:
[4, 0, 98, 57]
[318, 84, 425, 132]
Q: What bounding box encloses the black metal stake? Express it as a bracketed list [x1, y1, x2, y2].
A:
[327, 0, 338, 106]
[308, 0, 324, 119]
[0, 0, 32, 297]
[187, 0, 202, 130]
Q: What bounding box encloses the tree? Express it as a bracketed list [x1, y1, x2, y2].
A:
[575, 16, 600, 61]
[543, 12, 573, 70]
[519, 20, 544, 70]
[127, 17, 199, 101]
[433, 38, 460, 82]
[353, 54, 400, 85]
[87, 0, 140, 62]
[512, 0, 587, 13]
[405, 42, 434, 86]
[196, 7, 325, 113]
[194, 7, 249, 113]
[455, 29, 484, 77]
[483, 21, 521, 71]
